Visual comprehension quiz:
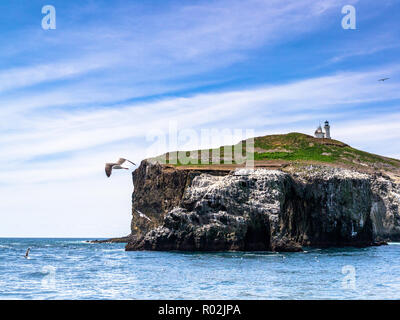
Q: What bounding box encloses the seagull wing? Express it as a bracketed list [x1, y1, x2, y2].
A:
[105, 163, 114, 177]
[125, 159, 136, 166]
[25, 248, 30, 257]
[117, 158, 136, 166]
[116, 158, 126, 165]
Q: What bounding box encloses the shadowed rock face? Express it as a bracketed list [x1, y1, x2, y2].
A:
[370, 177, 400, 241]
[126, 161, 400, 252]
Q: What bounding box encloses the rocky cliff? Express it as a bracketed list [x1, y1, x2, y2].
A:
[126, 160, 400, 252]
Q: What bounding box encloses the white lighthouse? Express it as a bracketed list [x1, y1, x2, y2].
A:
[314, 121, 331, 139]
[324, 120, 331, 139]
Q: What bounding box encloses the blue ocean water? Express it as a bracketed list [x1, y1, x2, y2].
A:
[0, 238, 399, 300]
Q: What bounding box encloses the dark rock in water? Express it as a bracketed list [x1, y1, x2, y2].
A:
[125, 161, 400, 252]
[88, 235, 133, 244]
[371, 240, 389, 246]
[271, 239, 303, 252]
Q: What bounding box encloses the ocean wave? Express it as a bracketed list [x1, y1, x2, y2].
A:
[101, 248, 125, 253]
[79, 241, 94, 244]
[243, 253, 284, 258]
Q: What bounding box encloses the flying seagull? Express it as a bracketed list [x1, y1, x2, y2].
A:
[24, 247, 31, 259]
[378, 78, 390, 82]
[105, 158, 136, 177]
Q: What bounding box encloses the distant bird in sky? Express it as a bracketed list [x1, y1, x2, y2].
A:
[105, 158, 136, 177]
[24, 247, 31, 259]
[378, 78, 390, 82]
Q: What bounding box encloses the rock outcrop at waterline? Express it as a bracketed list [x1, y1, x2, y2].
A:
[125, 161, 400, 252]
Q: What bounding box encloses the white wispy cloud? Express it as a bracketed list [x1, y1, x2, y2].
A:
[0, 0, 354, 97]
[0, 56, 112, 94]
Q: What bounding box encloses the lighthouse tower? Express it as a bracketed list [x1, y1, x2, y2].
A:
[324, 120, 331, 139]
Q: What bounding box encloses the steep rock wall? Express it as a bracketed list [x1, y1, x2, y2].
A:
[127, 161, 400, 251]
[130, 160, 229, 237]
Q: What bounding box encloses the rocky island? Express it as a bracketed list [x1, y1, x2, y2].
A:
[121, 133, 400, 252]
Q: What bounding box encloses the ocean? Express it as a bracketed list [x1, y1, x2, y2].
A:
[0, 238, 399, 300]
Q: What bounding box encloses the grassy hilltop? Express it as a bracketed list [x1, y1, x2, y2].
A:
[252, 133, 398, 166]
[152, 132, 400, 172]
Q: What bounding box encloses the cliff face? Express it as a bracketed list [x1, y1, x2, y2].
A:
[126, 161, 400, 251]
[370, 176, 400, 241]
[130, 161, 229, 237]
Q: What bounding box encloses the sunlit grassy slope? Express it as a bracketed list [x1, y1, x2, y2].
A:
[154, 132, 400, 169]
[252, 133, 399, 166]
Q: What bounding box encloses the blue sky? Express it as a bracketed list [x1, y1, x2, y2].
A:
[1, 0, 400, 237]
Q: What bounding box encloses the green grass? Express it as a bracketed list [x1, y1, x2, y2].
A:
[250, 133, 399, 167]
[150, 132, 400, 169]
